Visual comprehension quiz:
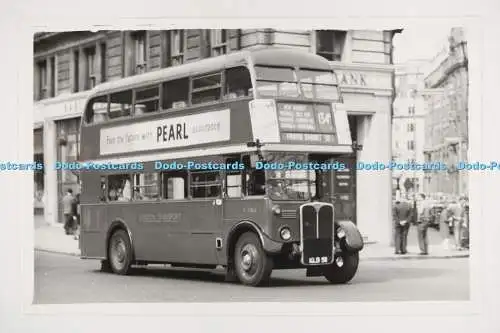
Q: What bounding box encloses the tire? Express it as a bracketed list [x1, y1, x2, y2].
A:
[233, 232, 273, 286]
[322, 251, 359, 284]
[107, 229, 133, 275]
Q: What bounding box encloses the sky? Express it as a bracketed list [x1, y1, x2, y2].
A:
[392, 25, 457, 64]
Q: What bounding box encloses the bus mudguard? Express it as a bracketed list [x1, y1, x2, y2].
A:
[227, 220, 283, 257]
[336, 220, 364, 252]
[106, 219, 136, 260]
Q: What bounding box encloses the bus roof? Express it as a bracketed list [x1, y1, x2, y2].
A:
[90, 47, 333, 96]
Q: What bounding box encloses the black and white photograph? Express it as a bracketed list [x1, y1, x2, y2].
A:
[1, 0, 500, 332]
[31, 26, 470, 303]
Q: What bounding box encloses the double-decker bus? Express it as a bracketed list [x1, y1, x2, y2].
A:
[79, 47, 364, 286]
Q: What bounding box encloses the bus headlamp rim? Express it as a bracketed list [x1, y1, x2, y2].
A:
[279, 226, 291, 240]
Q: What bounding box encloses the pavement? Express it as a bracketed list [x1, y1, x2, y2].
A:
[34, 214, 469, 260]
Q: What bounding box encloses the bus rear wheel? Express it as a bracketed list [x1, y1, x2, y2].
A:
[234, 232, 273, 286]
[108, 229, 132, 275]
[322, 252, 359, 284]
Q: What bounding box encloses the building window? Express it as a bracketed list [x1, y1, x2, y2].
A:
[133, 31, 147, 74]
[37, 60, 47, 99]
[56, 118, 81, 211]
[84, 46, 96, 90]
[408, 106, 415, 115]
[210, 29, 227, 56]
[316, 30, 346, 61]
[100, 42, 107, 83]
[49, 56, 55, 98]
[407, 140, 415, 151]
[407, 123, 415, 132]
[169, 30, 184, 66]
[73, 50, 80, 92]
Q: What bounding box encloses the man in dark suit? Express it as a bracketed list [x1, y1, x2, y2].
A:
[393, 197, 413, 254]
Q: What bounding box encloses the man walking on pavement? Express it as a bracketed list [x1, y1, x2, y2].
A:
[62, 188, 74, 235]
[393, 195, 413, 254]
[416, 193, 432, 255]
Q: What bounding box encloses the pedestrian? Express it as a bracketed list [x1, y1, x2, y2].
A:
[461, 196, 469, 249]
[62, 189, 74, 235]
[416, 193, 432, 255]
[439, 202, 451, 250]
[447, 198, 465, 250]
[71, 193, 80, 240]
[393, 195, 413, 254]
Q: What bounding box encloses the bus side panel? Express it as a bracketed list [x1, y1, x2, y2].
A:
[117, 202, 193, 263]
[80, 204, 108, 258]
[221, 198, 270, 262]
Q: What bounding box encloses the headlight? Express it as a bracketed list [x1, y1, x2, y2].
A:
[279, 227, 291, 240]
[272, 205, 281, 215]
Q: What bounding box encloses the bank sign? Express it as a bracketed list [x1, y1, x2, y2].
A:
[99, 109, 231, 155]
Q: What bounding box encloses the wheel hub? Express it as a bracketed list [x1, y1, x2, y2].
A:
[113, 240, 126, 264]
[241, 253, 252, 270]
[240, 245, 258, 272]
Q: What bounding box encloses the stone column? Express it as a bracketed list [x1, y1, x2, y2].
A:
[355, 109, 392, 245]
[43, 119, 59, 225]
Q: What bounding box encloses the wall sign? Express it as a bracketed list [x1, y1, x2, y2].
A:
[99, 109, 231, 155]
[337, 71, 367, 87]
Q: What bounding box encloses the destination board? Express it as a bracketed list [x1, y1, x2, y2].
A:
[277, 103, 337, 144]
[277, 103, 317, 132]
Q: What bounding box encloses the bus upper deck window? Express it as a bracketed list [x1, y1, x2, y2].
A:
[109, 90, 132, 119]
[224, 67, 252, 99]
[134, 86, 160, 114]
[87, 96, 108, 124]
[163, 78, 189, 110]
[191, 73, 222, 105]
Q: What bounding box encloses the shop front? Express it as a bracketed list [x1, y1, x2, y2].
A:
[33, 91, 90, 225]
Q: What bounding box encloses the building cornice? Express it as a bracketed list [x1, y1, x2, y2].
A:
[34, 32, 109, 59]
[331, 61, 395, 73]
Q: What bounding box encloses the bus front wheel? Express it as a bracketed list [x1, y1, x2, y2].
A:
[108, 229, 132, 275]
[322, 252, 359, 284]
[233, 232, 273, 286]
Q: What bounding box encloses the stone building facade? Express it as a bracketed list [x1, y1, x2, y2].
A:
[422, 27, 468, 196]
[392, 60, 429, 197]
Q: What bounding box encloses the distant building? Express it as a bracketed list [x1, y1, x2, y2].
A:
[422, 27, 468, 196]
[392, 60, 429, 196]
[33, 29, 401, 244]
